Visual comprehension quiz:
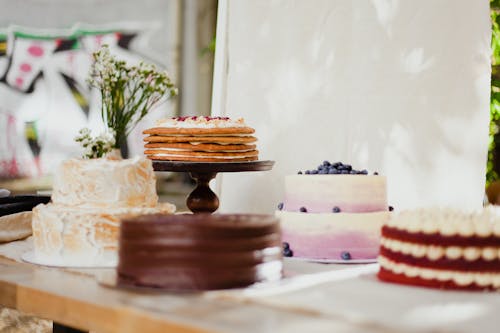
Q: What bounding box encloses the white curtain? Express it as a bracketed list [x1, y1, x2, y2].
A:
[214, 0, 491, 213]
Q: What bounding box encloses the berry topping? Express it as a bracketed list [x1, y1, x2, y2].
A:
[300, 161, 371, 176]
[332, 206, 341, 213]
[298, 171, 303, 174]
[299, 207, 308, 213]
[388, 206, 394, 211]
[174, 116, 230, 122]
[373, 172, 379, 175]
[341, 251, 351, 260]
[277, 202, 284, 210]
[283, 248, 294, 257]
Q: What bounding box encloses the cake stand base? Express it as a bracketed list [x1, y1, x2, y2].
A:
[153, 160, 274, 213]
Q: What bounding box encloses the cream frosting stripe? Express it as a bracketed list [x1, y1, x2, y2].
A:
[379, 256, 500, 288]
[380, 238, 500, 261]
[147, 147, 253, 153]
[148, 153, 254, 159]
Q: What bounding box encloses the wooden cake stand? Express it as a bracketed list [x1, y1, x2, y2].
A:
[153, 160, 274, 213]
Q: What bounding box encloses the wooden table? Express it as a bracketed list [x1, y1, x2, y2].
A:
[2, 251, 499, 333]
[0, 256, 366, 333]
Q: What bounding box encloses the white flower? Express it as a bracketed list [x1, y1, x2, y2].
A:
[87, 45, 177, 148]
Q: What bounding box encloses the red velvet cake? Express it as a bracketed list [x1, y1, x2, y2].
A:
[378, 208, 500, 290]
[117, 214, 283, 290]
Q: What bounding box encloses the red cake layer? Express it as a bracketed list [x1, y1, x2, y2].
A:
[377, 267, 494, 291]
[380, 247, 500, 272]
[382, 226, 500, 247]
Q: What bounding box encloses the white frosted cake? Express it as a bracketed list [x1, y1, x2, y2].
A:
[32, 153, 175, 267]
[277, 161, 390, 261]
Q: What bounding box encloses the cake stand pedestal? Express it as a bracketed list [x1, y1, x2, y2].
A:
[153, 160, 274, 213]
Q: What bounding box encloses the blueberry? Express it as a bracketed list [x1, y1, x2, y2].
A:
[343, 164, 352, 171]
[373, 171, 379, 175]
[388, 206, 394, 211]
[350, 170, 357, 174]
[332, 206, 341, 213]
[318, 165, 324, 170]
[282, 242, 290, 250]
[305, 170, 311, 174]
[360, 169, 368, 175]
[340, 251, 351, 260]
[328, 169, 339, 174]
[298, 171, 303, 174]
[341, 170, 349, 174]
[283, 249, 294, 257]
[277, 202, 284, 210]
[299, 207, 307, 213]
[323, 160, 331, 166]
[311, 170, 318, 174]
[333, 162, 342, 167]
[319, 170, 328, 174]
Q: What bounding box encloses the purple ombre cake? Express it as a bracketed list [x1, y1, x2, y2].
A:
[276, 161, 390, 262]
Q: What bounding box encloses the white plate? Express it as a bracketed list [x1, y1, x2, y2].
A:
[21, 251, 117, 268]
[286, 257, 377, 264]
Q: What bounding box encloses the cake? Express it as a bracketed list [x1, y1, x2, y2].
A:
[378, 208, 500, 290]
[143, 116, 259, 162]
[117, 214, 283, 290]
[32, 152, 175, 266]
[277, 161, 390, 261]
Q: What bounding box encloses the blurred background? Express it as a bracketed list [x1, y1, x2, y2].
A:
[0, 0, 217, 211]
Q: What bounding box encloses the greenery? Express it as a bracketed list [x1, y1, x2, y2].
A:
[488, 0, 500, 185]
[87, 45, 178, 150]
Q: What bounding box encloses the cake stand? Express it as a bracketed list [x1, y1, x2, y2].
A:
[153, 160, 274, 213]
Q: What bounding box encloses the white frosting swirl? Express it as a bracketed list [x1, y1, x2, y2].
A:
[387, 206, 500, 238]
[155, 116, 247, 128]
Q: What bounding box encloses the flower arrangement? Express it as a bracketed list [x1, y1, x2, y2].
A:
[76, 45, 177, 158]
[74, 128, 115, 159]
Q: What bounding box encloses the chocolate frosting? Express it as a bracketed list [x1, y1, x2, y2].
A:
[117, 214, 283, 290]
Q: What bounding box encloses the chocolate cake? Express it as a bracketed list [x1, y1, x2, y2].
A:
[117, 214, 283, 290]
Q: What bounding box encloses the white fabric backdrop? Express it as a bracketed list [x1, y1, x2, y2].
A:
[213, 0, 491, 213]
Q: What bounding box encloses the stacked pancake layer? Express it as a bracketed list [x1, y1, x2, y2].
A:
[378, 208, 500, 290]
[143, 116, 259, 162]
[32, 153, 175, 266]
[117, 214, 283, 290]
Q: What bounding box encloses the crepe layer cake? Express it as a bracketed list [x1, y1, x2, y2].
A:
[143, 116, 259, 162]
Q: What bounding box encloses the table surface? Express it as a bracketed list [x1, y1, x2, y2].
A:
[1, 250, 500, 333]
